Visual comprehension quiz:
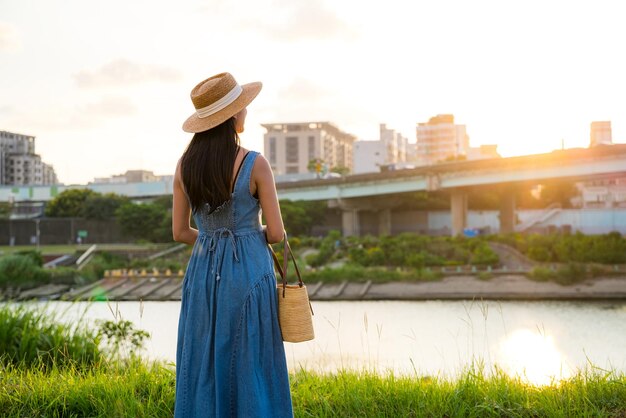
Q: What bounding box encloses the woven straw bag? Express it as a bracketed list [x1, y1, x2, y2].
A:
[268, 232, 314, 343]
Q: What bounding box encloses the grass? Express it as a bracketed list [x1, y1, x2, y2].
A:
[0, 303, 101, 369]
[0, 359, 175, 418]
[1, 362, 625, 417]
[0, 243, 166, 256]
[1, 300, 625, 416]
[527, 263, 623, 285]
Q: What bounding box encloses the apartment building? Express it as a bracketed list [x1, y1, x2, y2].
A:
[590, 121, 612, 147]
[415, 114, 470, 164]
[262, 122, 356, 175]
[0, 130, 58, 185]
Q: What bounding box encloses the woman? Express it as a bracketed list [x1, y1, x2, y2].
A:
[172, 72, 293, 417]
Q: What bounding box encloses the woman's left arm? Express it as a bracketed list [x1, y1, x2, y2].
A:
[172, 159, 198, 245]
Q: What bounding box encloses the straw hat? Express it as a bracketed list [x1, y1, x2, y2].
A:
[182, 72, 262, 133]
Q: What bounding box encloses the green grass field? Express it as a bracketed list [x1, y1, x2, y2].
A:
[0, 243, 169, 256]
[1, 361, 625, 417]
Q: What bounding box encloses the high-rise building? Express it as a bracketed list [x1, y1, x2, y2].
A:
[415, 114, 470, 164]
[353, 124, 411, 174]
[590, 121, 612, 147]
[379, 123, 408, 165]
[0, 130, 58, 185]
[262, 122, 356, 175]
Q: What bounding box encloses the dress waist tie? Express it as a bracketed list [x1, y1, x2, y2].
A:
[207, 227, 240, 281]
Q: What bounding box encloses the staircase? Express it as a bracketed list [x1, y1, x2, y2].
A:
[515, 203, 561, 232]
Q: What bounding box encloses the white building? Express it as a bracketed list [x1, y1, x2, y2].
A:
[575, 176, 626, 208]
[353, 124, 411, 174]
[262, 122, 356, 176]
[0, 130, 58, 185]
[467, 144, 501, 161]
[416, 114, 470, 164]
[91, 169, 167, 184]
[353, 140, 386, 174]
[590, 121, 612, 147]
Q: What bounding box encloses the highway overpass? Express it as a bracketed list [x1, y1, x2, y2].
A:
[2, 145, 625, 236]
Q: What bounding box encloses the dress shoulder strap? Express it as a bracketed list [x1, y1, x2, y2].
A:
[235, 150, 260, 196]
[231, 151, 250, 193]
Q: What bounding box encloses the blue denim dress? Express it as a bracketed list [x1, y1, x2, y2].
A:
[175, 151, 293, 418]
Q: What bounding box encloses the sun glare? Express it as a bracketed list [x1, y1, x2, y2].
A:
[498, 328, 571, 386]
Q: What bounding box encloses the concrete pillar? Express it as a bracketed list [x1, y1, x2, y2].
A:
[450, 190, 468, 236]
[499, 190, 516, 233]
[342, 209, 360, 237]
[378, 208, 392, 236]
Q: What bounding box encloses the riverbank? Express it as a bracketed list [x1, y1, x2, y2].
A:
[6, 274, 626, 302]
[1, 360, 624, 417]
[312, 274, 626, 301]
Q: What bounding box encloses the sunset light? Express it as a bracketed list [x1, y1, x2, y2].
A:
[498, 328, 572, 386]
[2, 0, 625, 184]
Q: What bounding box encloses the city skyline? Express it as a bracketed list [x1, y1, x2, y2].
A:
[1, 0, 625, 184]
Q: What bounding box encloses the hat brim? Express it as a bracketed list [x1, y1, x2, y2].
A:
[182, 81, 262, 133]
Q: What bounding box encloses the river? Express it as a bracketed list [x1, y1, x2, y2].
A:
[34, 300, 626, 385]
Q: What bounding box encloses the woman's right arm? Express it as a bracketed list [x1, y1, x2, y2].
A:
[172, 159, 199, 245]
[254, 155, 284, 244]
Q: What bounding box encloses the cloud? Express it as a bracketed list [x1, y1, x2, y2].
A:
[278, 78, 332, 102]
[223, 0, 358, 41]
[74, 59, 182, 88]
[0, 23, 21, 51]
[4, 96, 137, 132]
[258, 77, 375, 132]
[77, 96, 138, 118]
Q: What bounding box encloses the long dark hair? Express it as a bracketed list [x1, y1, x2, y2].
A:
[181, 117, 240, 214]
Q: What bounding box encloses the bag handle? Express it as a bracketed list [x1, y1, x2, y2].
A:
[268, 231, 313, 314]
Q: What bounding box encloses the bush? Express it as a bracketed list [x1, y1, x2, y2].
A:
[79, 252, 127, 282]
[469, 244, 499, 266]
[554, 263, 588, 285]
[0, 255, 49, 289]
[0, 304, 102, 369]
[307, 230, 341, 267]
[14, 250, 44, 267]
[528, 263, 590, 285]
[527, 266, 554, 282]
[496, 232, 626, 264]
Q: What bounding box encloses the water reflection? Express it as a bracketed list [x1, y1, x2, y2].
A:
[498, 328, 571, 385]
[33, 300, 626, 384]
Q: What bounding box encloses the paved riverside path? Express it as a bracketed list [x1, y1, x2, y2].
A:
[10, 274, 626, 301]
[316, 275, 626, 301]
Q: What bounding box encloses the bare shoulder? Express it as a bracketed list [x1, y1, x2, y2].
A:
[252, 153, 272, 176]
[174, 157, 183, 180]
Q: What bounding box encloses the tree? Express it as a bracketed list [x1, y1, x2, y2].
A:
[113, 199, 173, 243]
[45, 189, 98, 217]
[330, 166, 350, 176]
[307, 158, 324, 174]
[115, 202, 166, 242]
[83, 193, 130, 220]
[278, 200, 327, 236]
[0, 202, 11, 219]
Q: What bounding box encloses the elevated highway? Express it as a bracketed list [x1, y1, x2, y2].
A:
[275, 145, 626, 235]
[2, 145, 625, 235]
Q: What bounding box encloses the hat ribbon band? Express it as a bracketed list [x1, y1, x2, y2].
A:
[195, 84, 243, 118]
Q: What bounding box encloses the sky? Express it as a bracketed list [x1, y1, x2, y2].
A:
[1, 0, 625, 185]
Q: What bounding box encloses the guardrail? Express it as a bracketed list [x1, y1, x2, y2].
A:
[76, 244, 98, 271]
[147, 243, 187, 260]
